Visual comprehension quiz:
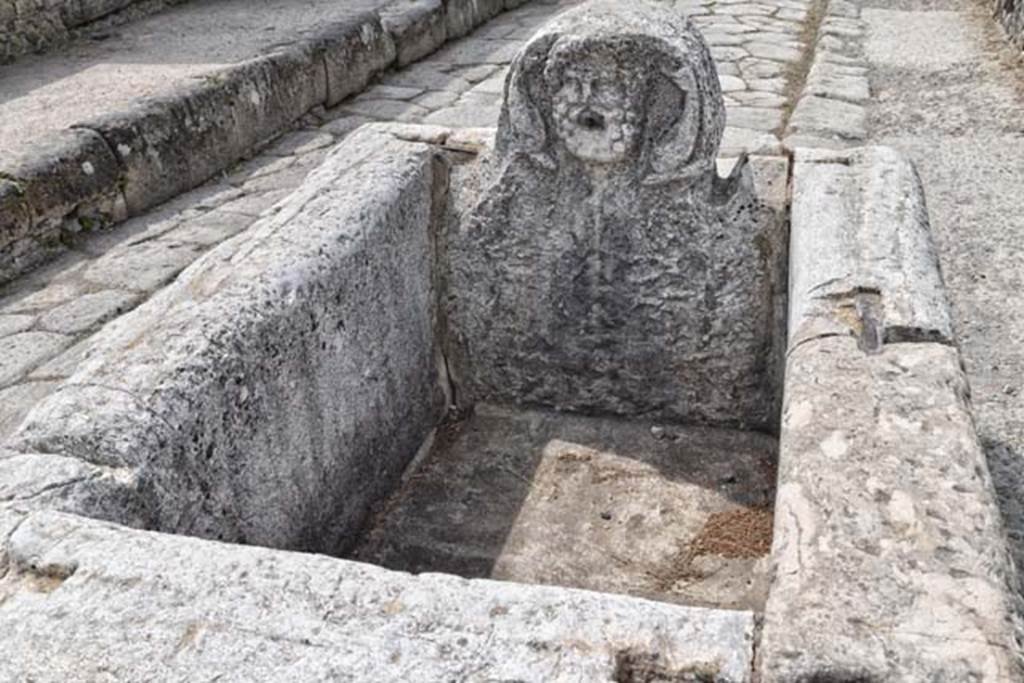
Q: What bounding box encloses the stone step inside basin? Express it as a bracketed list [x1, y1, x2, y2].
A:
[0, 1, 1021, 680]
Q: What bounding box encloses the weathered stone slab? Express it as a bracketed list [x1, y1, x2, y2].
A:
[9, 128, 448, 554]
[0, 509, 756, 682]
[381, 0, 447, 67]
[0, 128, 124, 283]
[759, 336, 1024, 681]
[443, 1, 787, 429]
[788, 146, 953, 349]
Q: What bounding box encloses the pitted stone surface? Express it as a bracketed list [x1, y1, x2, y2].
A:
[0, 510, 757, 682]
[443, 1, 787, 428]
[760, 336, 1024, 682]
[9, 128, 448, 554]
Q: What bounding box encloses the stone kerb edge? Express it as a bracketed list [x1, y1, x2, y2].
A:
[758, 145, 1024, 680]
[0, 0, 532, 286]
[782, 0, 870, 150]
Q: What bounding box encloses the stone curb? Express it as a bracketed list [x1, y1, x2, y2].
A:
[783, 0, 870, 150]
[0, 0, 531, 286]
[759, 146, 1024, 681]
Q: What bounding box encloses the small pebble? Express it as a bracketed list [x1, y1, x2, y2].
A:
[650, 426, 666, 440]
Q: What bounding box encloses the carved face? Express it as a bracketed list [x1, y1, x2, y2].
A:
[547, 47, 646, 164]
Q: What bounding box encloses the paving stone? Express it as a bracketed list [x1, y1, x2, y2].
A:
[354, 84, 426, 102]
[341, 98, 431, 121]
[746, 77, 788, 93]
[727, 106, 784, 132]
[163, 210, 254, 247]
[0, 313, 34, 338]
[215, 190, 293, 218]
[0, 380, 60, 442]
[384, 64, 473, 92]
[720, 126, 782, 157]
[746, 41, 803, 62]
[28, 336, 97, 380]
[317, 114, 376, 138]
[423, 102, 501, 127]
[264, 130, 337, 157]
[0, 279, 91, 315]
[731, 90, 787, 107]
[413, 90, 461, 110]
[82, 240, 205, 292]
[715, 3, 774, 16]
[0, 331, 72, 388]
[787, 95, 868, 141]
[716, 61, 741, 76]
[711, 45, 749, 61]
[718, 74, 747, 92]
[37, 290, 141, 335]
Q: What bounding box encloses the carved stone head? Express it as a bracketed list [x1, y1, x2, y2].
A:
[496, 0, 725, 185]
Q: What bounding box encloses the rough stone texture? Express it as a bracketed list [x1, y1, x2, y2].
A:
[356, 403, 776, 612]
[760, 336, 1024, 682]
[8, 128, 448, 554]
[444, 1, 788, 429]
[788, 146, 952, 350]
[759, 145, 1024, 681]
[0, 128, 125, 283]
[994, 0, 1024, 50]
[0, 509, 757, 682]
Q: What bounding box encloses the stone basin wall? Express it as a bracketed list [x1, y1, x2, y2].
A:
[4, 126, 449, 554]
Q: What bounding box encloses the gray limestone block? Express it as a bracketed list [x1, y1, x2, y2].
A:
[10, 128, 448, 555]
[788, 146, 953, 350]
[0, 509, 756, 682]
[0, 128, 122, 255]
[444, 1, 787, 430]
[759, 336, 1024, 682]
[314, 14, 397, 107]
[380, 0, 447, 67]
[443, 0, 505, 40]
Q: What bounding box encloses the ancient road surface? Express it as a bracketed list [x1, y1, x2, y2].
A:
[0, 0, 822, 439]
[857, 0, 1024, 591]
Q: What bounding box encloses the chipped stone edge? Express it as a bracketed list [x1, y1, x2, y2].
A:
[0, 0, 532, 287]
